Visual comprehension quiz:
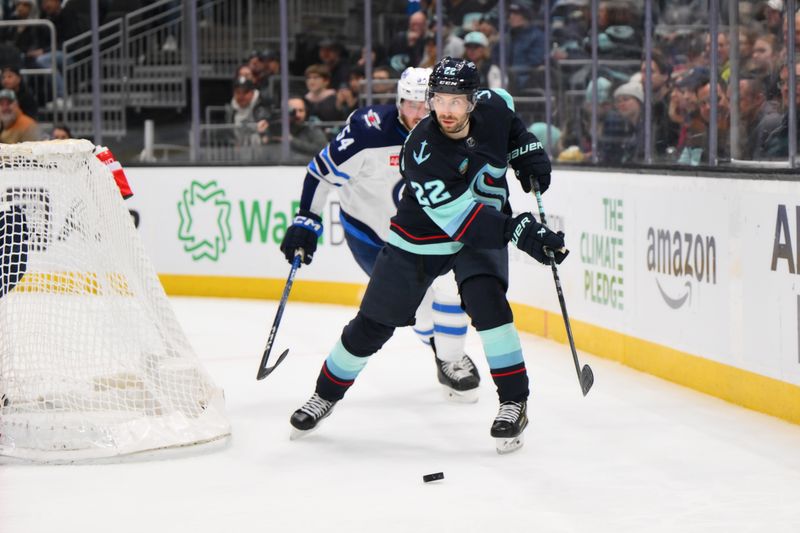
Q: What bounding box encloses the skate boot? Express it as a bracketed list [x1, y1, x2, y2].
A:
[491, 401, 528, 454]
[458, 353, 481, 383]
[289, 392, 337, 440]
[435, 356, 480, 403]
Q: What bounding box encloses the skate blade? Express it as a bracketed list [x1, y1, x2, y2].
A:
[289, 424, 322, 441]
[495, 433, 525, 454]
[441, 385, 479, 404]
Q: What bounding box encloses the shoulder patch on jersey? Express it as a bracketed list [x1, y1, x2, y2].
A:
[363, 109, 382, 130]
[490, 88, 515, 111]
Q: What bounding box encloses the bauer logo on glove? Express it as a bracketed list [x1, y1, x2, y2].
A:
[506, 213, 568, 265]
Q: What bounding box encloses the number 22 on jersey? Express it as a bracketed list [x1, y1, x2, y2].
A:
[410, 179, 451, 207]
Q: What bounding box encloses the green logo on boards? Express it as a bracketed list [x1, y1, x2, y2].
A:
[177, 181, 233, 262]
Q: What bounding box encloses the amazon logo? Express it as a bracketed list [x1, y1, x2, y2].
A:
[646, 228, 718, 309]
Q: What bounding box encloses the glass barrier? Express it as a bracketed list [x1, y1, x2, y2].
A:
[3, 0, 794, 170]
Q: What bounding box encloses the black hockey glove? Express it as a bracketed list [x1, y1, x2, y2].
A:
[509, 140, 552, 193]
[280, 210, 322, 265]
[506, 213, 568, 265]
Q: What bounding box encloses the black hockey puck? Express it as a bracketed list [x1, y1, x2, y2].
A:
[422, 472, 444, 483]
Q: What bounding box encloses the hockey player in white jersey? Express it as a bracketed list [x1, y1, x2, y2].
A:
[279, 67, 480, 401]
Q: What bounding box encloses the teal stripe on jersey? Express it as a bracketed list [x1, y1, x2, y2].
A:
[478, 323, 524, 369]
[325, 339, 369, 381]
[422, 189, 477, 237]
[388, 232, 463, 255]
[492, 88, 515, 111]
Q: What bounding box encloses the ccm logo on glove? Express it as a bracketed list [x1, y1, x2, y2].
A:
[280, 210, 323, 265]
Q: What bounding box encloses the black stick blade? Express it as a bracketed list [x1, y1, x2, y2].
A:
[256, 349, 290, 380]
[580, 365, 594, 396]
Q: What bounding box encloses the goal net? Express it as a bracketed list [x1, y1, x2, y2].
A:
[0, 140, 230, 463]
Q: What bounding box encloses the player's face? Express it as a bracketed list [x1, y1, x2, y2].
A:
[429, 93, 472, 137]
[399, 99, 428, 129]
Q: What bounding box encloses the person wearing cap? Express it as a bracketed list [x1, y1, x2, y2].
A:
[462, 31, 502, 88]
[0, 89, 40, 144]
[764, 0, 784, 38]
[497, 1, 545, 91]
[1, 65, 38, 120]
[318, 39, 350, 91]
[597, 80, 644, 164]
[246, 49, 278, 94]
[229, 75, 272, 150]
[477, 12, 500, 49]
[420, 17, 458, 68]
[259, 96, 327, 162]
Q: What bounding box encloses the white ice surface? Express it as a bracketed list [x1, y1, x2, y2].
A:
[2, 297, 800, 533]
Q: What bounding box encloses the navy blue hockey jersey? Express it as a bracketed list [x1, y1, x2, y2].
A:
[389, 89, 543, 255]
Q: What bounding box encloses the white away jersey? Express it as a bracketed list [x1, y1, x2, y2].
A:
[299, 104, 410, 246]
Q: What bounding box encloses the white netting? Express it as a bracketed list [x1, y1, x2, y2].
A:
[0, 140, 230, 463]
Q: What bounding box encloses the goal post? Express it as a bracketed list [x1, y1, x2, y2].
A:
[0, 139, 231, 463]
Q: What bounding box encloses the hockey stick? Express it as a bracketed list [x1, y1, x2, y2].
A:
[531, 180, 594, 396]
[256, 250, 303, 380]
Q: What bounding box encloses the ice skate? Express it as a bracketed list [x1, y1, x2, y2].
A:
[491, 401, 528, 454]
[435, 356, 480, 403]
[289, 393, 337, 440]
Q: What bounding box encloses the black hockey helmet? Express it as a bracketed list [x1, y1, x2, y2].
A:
[428, 57, 479, 98]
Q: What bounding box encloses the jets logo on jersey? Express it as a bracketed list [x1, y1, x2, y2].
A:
[363, 110, 382, 130]
[389, 154, 400, 166]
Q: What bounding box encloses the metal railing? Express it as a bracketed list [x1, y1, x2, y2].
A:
[0, 19, 58, 125]
[62, 17, 127, 138]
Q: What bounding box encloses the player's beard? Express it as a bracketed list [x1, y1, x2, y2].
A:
[436, 112, 470, 137]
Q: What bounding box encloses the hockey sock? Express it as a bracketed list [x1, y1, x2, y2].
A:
[477, 323, 529, 403]
[413, 288, 435, 348]
[316, 312, 395, 401]
[316, 339, 369, 401]
[431, 294, 468, 363]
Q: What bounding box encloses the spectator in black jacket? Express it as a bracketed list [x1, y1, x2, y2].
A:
[1, 0, 47, 69]
[1, 65, 37, 119]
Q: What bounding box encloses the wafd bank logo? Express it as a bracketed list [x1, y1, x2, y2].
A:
[177, 181, 233, 261]
[646, 227, 717, 309]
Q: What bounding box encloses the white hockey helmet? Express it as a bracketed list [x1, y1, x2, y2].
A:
[396, 67, 432, 109]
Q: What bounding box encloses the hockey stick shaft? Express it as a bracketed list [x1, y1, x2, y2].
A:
[256, 251, 302, 380]
[531, 180, 594, 396]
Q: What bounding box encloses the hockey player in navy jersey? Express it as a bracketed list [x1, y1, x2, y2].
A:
[288, 57, 567, 453]
[280, 66, 482, 401]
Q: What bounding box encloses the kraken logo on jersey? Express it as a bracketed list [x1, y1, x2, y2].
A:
[413, 140, 431, 165]
[469, 163, 507, 211]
